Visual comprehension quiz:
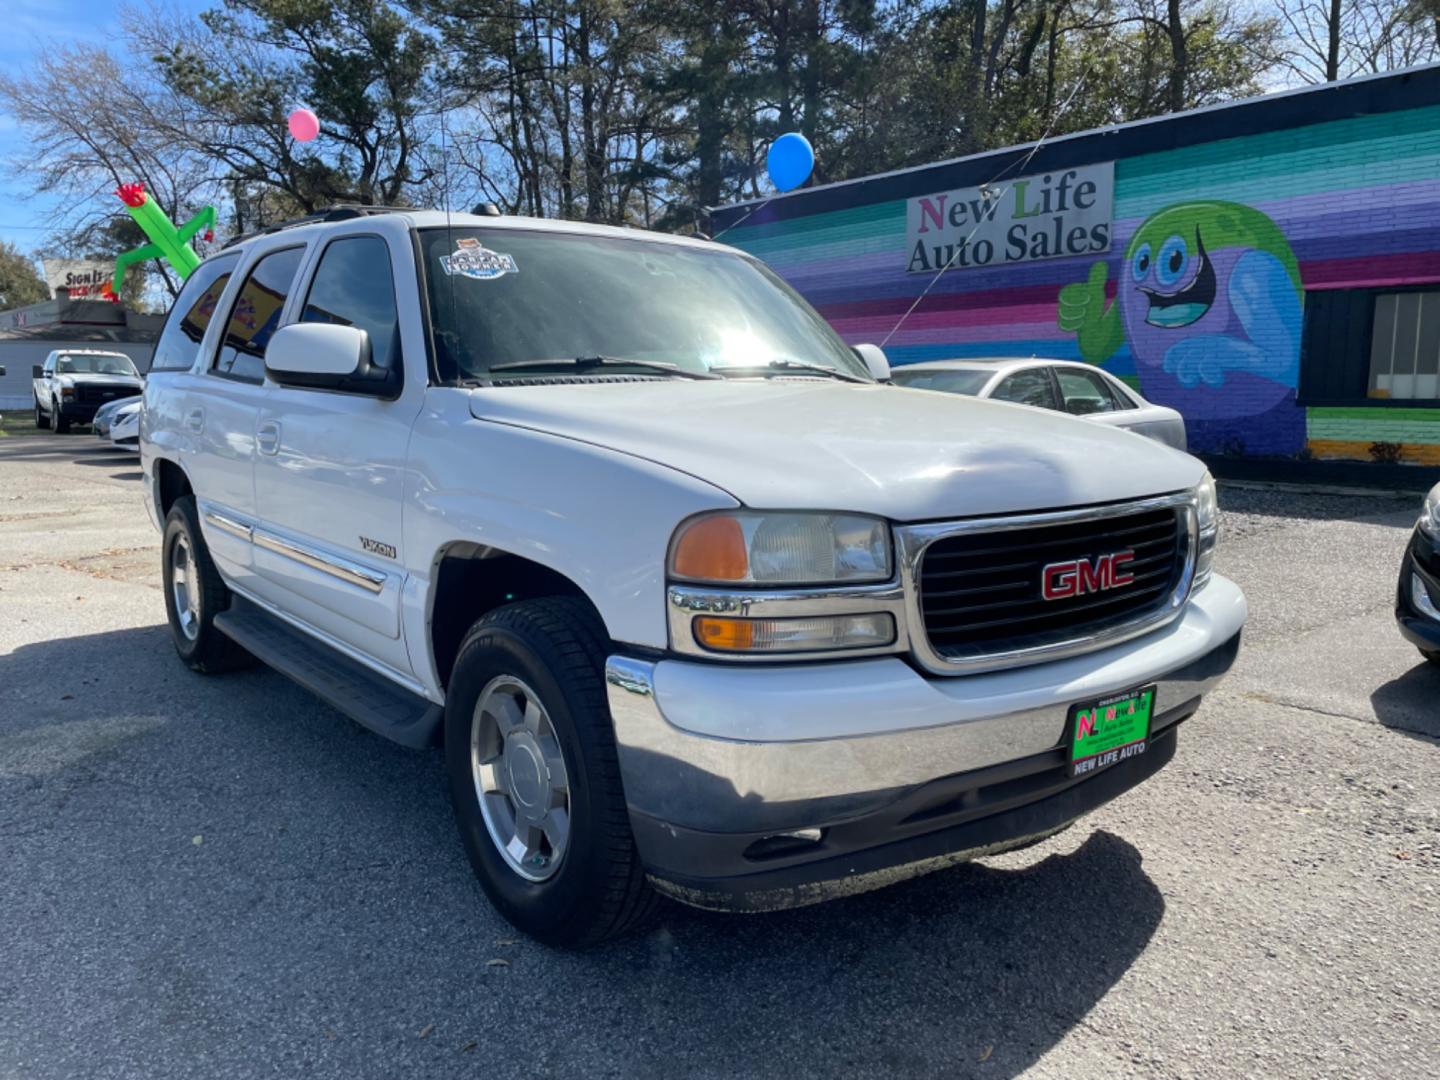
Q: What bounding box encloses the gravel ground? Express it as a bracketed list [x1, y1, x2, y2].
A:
[1, 435, 1437, 1080]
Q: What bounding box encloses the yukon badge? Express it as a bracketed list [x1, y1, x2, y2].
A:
[359, 536, 397, 560]
[1042, 551, 1135, 601]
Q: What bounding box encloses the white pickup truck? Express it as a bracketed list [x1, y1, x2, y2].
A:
[141, 206, 1246, 945]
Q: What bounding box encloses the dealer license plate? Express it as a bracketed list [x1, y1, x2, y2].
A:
[1067, 686, 1155, 779]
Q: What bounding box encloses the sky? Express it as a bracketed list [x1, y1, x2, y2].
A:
[0, 1, 208, 259]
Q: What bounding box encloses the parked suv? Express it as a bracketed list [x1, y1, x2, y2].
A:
[33, 349, 143, 432]
[141, 207, 1247, 945]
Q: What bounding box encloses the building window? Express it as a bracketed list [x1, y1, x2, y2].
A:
[1369, 291, 1440, 400]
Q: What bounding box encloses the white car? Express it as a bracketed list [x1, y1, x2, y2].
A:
[890, 357, 1187, 450]
[140, 207, 1244, 945]
[92, 394, 142, 441]
[108, 400, 141, 450]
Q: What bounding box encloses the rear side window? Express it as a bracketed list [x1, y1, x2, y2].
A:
[1055, 367, 1122, 415]
[213, 247, 305, 383]
[149, 255, 239, 372]
[300, 236, 402, 373]
[992, 368, 1059, 410]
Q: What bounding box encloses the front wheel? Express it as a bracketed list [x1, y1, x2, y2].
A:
[52, 399, 70, 434]
[445, 597, 658, 947]
[34, 396, 50, 429]
[161, 496, 253, 673]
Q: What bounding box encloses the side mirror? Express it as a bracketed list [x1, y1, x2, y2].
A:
[853, 343, 890, 382]
[33, 365, 44, 379]
[264, 323, 398, 398]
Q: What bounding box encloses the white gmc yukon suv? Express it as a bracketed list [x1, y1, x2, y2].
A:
[141, 207, 1247, 945]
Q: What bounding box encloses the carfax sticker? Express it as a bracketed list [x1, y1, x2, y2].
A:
[439, 237, 518, 280]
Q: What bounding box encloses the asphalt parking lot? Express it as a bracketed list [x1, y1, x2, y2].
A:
[1, 429, 1437, 1080]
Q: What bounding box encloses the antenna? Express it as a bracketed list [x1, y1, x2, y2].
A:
[881, 67, 1093, 349]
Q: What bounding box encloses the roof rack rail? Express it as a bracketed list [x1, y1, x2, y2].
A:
[222, 204, 431, 249]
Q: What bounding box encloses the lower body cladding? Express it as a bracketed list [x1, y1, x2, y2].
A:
[606, 573, 1247, 912]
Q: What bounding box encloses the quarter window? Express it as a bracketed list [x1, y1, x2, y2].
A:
[992, 368, 1059, 410]
[1055, 368, 1122, 415]
[1369, 291, 1440, 400]
[300, 236, 401, 372]
[213, 247, 305, 383]
[150, 255, 239, 372]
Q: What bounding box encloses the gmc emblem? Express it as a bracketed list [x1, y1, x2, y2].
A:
[1042, 551, 1136, 601]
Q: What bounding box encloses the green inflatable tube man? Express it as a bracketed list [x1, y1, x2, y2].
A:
[104, 182, 216, 300]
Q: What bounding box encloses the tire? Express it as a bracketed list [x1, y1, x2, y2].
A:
[34, 396, 50, 430]
[52, 399, 71, 434]
[445, 597, 659, 947]
[161, 495, 253, 673]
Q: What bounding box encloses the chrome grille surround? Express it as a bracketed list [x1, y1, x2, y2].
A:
[896, 491, 1199, 676]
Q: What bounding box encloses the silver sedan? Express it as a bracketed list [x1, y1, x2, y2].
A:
[889, 357, 1188, 450]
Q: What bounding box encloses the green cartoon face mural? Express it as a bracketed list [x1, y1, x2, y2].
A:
[1058, 200, 1305, 455]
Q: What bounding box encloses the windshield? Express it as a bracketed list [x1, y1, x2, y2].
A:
[421, 228, 871, 383]
[889, 368, 993, 396]
[54, 354, 138, 376]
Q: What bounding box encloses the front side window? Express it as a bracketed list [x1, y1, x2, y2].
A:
[420, 228, 871, 383]
[213, 247, 305, 383]
[53, 353, 139, 376]
[151, 254, 239, 372]
[889, 368, 993, 396]
[1054, 367, 1120, 415]
[992, 368, 1059, 410]
[301, 237, 401, 373]
[1369, 291, 1440, 400]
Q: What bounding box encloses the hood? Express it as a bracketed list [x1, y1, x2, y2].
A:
[57, 372, 142, 387]
[469, 380, 1205, 521]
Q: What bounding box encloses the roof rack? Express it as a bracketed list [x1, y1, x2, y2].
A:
[222, 204, 431, 249]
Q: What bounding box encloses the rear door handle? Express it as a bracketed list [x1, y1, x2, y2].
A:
[185, 408, 204, 434]
[256, 421, 281, 456]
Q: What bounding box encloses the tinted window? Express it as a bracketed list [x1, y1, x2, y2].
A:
[213, 247, 305, 383]
[992, 368, 1059, 410]
[1055, 368, 1121, 415]
[151, 256, 239, 372]
[889, 369, 993, 396]
[301, 237, 401, 372]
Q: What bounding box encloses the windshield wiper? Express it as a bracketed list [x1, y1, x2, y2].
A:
[488, 355, 720, 380]
[712, 358, 869, 384]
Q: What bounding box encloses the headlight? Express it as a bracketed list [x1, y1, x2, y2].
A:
[1422, 483, 1440, 540]
[1193, 471, 1218, 590]
[669, 511, 892, 586]
[60, 386, 75, 399]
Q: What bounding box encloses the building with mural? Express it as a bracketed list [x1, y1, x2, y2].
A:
[711, 65, 1440, 465]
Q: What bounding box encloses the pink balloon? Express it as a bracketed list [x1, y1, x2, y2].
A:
[287, 108, 320, 142]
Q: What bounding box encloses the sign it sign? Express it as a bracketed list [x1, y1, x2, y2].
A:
[41, 259, 116, 299]
[906, 161, 1114, 273]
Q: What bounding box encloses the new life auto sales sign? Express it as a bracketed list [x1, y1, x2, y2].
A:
[905, 161, 1114, 273]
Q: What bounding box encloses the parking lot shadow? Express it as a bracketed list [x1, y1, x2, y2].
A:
[0, 624, 1164, 1080]
[1370, 660, 1440, 742]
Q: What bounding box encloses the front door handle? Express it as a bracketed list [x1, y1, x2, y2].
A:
[256, 421, 281, 456]
[185, 407, 204, 434]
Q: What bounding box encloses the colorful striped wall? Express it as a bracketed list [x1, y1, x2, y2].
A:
[721, 90, 1440, 464]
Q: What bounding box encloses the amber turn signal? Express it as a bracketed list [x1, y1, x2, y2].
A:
[692, 613, 896, 654]
[671, 515, 748, 582]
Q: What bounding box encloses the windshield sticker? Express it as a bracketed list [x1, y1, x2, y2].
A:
[439, 238, 518, 281]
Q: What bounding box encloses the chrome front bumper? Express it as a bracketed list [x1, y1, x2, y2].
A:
[606, 574, 1246, 840]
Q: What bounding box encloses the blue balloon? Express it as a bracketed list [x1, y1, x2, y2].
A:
[767, 132, 814, 193]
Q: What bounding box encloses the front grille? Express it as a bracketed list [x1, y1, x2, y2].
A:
[75, 385, 127, 404]
[918, 504, 1188, 662]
